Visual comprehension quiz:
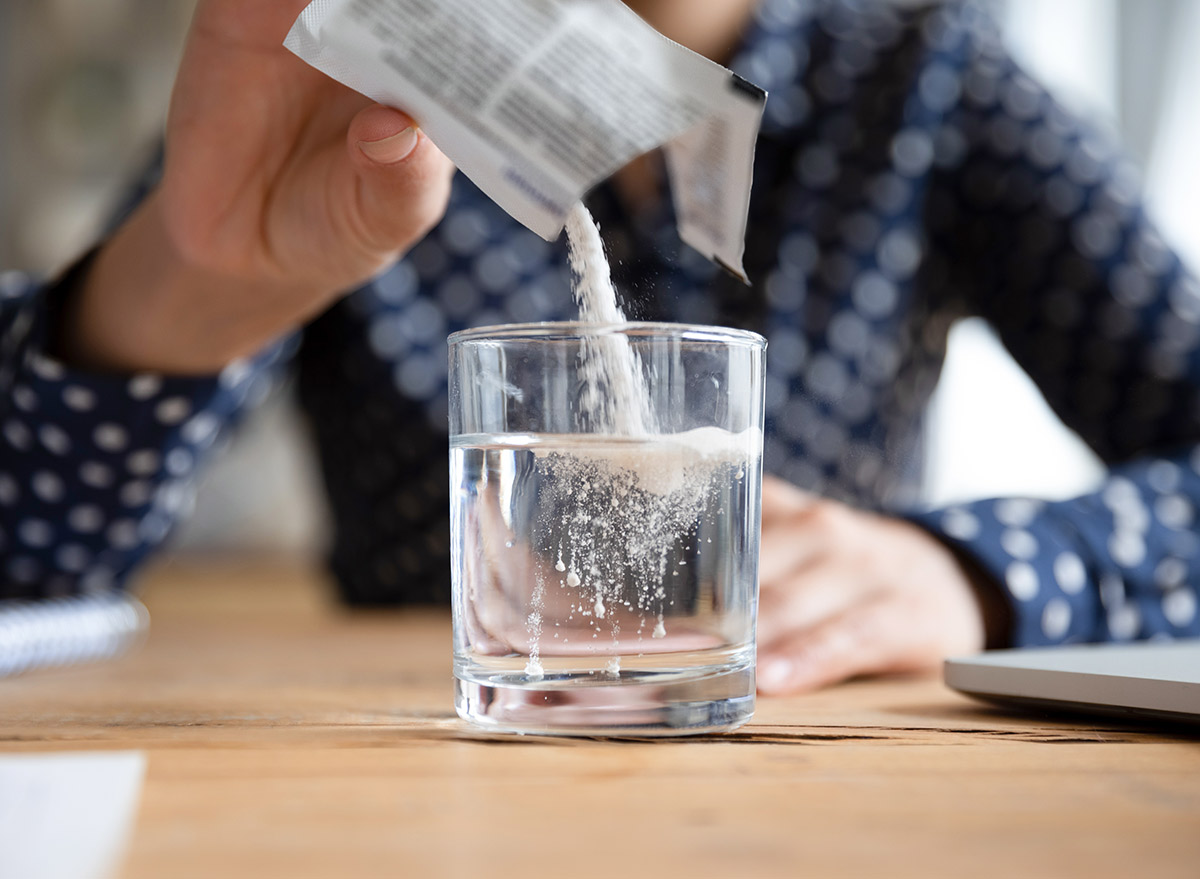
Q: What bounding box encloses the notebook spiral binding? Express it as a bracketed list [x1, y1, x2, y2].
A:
[0, 593, 149, 677]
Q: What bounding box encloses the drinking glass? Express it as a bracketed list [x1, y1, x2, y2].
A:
[448, 321, 765, 735]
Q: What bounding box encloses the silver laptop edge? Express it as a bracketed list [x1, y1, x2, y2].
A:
[944, 641, 1200, 725]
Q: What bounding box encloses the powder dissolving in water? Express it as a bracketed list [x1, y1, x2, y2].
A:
[519, 204, 755, 678]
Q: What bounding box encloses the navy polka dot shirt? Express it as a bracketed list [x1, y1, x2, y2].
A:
[2, 0, 1198, 647]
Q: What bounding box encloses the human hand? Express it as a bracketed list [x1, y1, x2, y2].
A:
[755, 476, 990, 694]
[67, 0, 455, 373]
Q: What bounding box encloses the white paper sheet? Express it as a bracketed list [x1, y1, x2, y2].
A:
[0, 751, 146, 879]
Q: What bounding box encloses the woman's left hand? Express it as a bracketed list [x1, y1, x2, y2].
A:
[755, 476, 991, 694]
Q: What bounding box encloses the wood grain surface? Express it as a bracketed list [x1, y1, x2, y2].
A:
[2, 556, 1198, 879]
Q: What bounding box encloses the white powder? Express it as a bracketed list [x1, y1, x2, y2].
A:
[565, 202, 625, 325]
[519, 202, 753, 677]
[538, 426, 760, 496]
[565, 203, 653, 436]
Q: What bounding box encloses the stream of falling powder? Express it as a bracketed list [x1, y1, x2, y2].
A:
[523, 203, 740, 678]
[564, 203, 654, 437]
[524, 202, 650, 677]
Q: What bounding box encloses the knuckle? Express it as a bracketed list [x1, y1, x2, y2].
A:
[804, 501, 846, 537]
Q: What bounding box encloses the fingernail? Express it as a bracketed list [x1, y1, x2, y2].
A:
[358, 127, 419, 164]
[757, 658, 793, 693]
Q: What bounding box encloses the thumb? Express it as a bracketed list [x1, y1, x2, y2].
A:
[345, 104, 455, 254]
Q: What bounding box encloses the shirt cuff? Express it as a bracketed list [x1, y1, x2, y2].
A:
[906, 498, 1102, 648]
[0, 266, 271, 598]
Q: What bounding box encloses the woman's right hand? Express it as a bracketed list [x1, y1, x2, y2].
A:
[64, 0, 455, 374]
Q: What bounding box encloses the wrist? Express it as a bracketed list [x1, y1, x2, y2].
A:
[948, 546, 1013, 650]
[56, 190, 326, 375]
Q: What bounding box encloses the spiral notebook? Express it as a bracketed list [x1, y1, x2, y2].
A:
[0, 593, 148, 678]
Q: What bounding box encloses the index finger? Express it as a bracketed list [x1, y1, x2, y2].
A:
[757, 595, 907, 694]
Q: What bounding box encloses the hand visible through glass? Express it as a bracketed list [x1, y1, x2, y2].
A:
[463, 484, 722, 667]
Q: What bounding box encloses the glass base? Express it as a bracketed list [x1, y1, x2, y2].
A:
[454, 662, 755, 737]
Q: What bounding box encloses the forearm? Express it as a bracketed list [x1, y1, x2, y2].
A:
[58, 190, 329, 376]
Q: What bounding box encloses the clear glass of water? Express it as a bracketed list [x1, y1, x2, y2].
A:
[448, 322, 765, 735]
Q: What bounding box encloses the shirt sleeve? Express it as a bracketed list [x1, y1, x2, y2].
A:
[0, 262, 288, 600]
[907, 16, 1200, 646]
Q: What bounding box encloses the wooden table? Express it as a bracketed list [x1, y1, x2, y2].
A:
[2, 558, 1198, 879]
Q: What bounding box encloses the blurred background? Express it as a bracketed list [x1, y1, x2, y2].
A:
[1, 0, 1198, 555]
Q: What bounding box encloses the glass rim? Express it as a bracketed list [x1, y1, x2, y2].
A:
[447, 321, 766, 349]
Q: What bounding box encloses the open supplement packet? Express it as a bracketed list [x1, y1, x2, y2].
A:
[285, 0, 767, 278]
